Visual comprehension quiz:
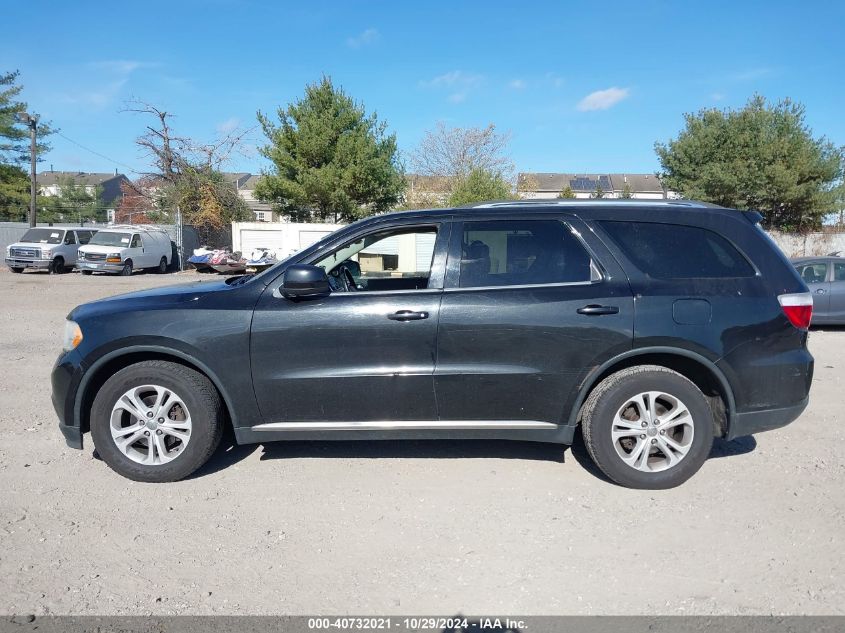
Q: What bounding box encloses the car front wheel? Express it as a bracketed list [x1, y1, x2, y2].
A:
[581, 365, 714, 489]
[90, 360, 224, 482]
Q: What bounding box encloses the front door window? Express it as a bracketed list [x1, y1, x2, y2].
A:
[313, 226, 438, 293]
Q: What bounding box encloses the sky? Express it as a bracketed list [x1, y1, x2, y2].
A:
[3, 0, 844, 179]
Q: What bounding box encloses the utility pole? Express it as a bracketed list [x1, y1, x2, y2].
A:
[16, 112, 39, 227]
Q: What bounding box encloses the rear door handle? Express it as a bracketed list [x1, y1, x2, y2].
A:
[577, 304, 619, 316]
[815, 289, 827, 294]
[388, 310, 429, 321]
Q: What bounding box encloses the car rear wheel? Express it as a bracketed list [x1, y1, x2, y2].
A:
[119, 260, 133, 276]
[90, 360, 224, 482]
[81, 270, 92, 275]
[10, 267, 23, 273]
[581, 365, 714, 489]
[156, 256, 167, 273]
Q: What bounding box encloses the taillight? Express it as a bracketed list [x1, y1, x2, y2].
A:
[778, 292, 813, 329]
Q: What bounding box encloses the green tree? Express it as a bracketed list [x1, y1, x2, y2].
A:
[1, 70, 53, 165]
[448, 168, 514, 206]
[170, 166, 251, 238]
[557, 185, 576, 199]
[620, 182, 633, 198]
[0, 163, 30, 220]
[42, 176, 104, 223]
[592, 183, 605, 199]
[256, 76, 405, 222]
[655, 95, 844, 231]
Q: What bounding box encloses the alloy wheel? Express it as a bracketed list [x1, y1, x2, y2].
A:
[109, 385, 192, 465]
[611, 390, 694, 473]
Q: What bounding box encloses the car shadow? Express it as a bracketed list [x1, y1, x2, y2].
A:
[810, 324, 845, 332]
[567, 428, 758, 486]
[187, 426, 260, 478]
[256, 438, 567, 463]
[94, 423, 759, 482]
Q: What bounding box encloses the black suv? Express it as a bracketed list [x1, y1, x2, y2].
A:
[52, 201, 814, 488]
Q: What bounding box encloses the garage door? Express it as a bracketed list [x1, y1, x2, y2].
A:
[239, 229, 285, 256]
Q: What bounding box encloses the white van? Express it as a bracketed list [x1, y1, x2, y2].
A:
[77, 226, 172, 276]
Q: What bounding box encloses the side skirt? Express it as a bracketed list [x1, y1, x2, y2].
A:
[233, 420, 576, 445]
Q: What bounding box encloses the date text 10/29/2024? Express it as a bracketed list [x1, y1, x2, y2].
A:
[308, 617, 527, 631]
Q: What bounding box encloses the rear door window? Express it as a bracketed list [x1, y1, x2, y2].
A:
[795, 262, 828, 284]
[457, 219, 598, 288]
[598, 221, 755, 279]
[833, 262, 845, 282]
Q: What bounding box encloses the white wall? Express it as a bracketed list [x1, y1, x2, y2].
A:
[231, 222, 343, 258]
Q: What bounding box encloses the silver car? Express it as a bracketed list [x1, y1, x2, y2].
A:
[5, 227, 97, 274]
[793, 255, 845, 324]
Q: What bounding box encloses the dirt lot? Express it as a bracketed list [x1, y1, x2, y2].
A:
[0, 268, 843, 616]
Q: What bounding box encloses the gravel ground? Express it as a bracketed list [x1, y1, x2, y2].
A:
[0, 268, 843, 616]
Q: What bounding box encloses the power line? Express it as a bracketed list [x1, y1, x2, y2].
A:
[53, 131, 145, 176]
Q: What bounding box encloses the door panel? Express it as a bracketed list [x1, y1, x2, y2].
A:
[249, 222, 450, 425]
[434, 216, 634, 424]
[829, 262, 845, 322]
[796, 262, 831, 320]
[250, 291, 442, 422]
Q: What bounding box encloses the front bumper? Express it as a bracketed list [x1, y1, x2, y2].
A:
[5, 257, 52, 270]
[52, 349, 86, 449]
[76, 261, 124, 273]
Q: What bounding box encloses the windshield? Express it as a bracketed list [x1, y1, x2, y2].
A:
[88, 232, 132, 247]
[20, 228, 65, 245]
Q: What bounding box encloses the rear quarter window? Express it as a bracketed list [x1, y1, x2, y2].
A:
[598, 221, 756, 279]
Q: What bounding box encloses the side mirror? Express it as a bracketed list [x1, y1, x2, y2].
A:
[281, 264, 330, 299]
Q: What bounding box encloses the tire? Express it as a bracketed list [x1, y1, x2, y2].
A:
[89, 360, 224, 482]
[156, 257, 167, 274]
[581, 365, 714, 489]
[119, 260, 133, 276]
[10, 267, 24, 273]
[49, 257, 65, 274]
[81, 270, 92, 275]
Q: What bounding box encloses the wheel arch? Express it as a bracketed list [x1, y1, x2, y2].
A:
[569, 347, 736, 437]
[75, 346, 237, 435]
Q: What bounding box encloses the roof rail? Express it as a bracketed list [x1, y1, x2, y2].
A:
[466, 199, 723, 209]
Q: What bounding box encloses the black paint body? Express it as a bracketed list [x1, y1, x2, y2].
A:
[52, 203, 814, 450]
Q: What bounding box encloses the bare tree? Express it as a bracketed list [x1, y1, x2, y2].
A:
[410, 122, 513, 179]
[120, 99, 253, 229]
[121, 99, 255, 180]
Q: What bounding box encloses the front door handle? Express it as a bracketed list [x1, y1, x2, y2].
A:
[577, 304, 619, 316]
[388, 310, 429, 321]
[815, 289, 827, 294]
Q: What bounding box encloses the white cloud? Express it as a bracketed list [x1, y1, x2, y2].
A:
[508, 79, 526, 90]
[577, 87, 630, 111]
[545, 72, 564, 88]
[420, 71, 483, 103]
[729, 67, 773, 81]
[89, 60, 155, 74]
[216, 117, 240, 135]
[346, 28, 379, 48]
[710, 92, 726, 101]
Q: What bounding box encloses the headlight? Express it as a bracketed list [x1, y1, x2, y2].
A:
[78, 250, 85, 259]
[43, 249, 52, 258]
[62, 320, 83, 352]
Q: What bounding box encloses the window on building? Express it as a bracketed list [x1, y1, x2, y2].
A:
[458, 220, 597, 288]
